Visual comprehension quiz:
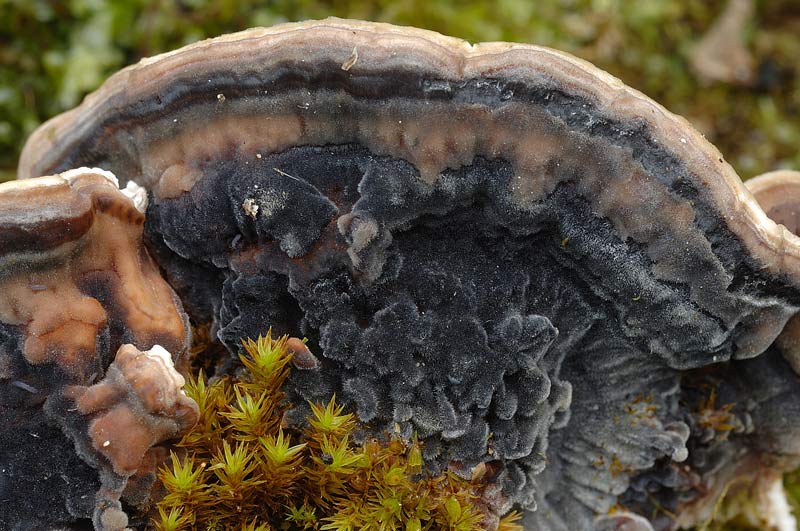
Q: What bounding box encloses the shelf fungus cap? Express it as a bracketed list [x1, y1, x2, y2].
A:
[13, 18, 800, 531]
[17, 20, 800, 285]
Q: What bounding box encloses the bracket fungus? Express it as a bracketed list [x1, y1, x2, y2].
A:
[0, 169, 195, 530]
[9, 18, 800, 531]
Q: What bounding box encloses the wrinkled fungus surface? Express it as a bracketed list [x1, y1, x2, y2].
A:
[13, 19, 800, 531]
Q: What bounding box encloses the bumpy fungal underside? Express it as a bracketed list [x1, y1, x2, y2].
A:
[14, 18, 800, 531]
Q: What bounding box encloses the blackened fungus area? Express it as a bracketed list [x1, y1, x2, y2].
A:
[144, 143, 793, 515]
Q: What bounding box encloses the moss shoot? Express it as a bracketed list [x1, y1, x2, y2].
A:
[154, 331, 523, 531]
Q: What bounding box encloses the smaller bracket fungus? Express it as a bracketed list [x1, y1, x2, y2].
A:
[0, 168, 185, 376]
[746, 170, 800, 237]
[0, 169, 194, 530]
[746, 170, 800, 374]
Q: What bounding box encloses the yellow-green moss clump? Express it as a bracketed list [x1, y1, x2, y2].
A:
[154, 331, 522, 531]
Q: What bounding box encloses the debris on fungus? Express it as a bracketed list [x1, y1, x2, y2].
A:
[10, 18, 800, 531]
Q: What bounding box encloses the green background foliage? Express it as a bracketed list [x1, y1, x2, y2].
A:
[1, 0, 799, 183]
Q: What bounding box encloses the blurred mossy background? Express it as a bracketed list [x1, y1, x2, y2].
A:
[1, 1, 800, 183]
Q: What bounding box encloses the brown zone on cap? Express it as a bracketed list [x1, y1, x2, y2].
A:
[0, 171, 185, 380]
[0, 176, 95, 256]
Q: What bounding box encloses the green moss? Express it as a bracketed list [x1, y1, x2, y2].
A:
[154, 330, 523, 531]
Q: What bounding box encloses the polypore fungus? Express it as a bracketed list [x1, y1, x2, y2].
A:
[14, 18, 800, 530]
[0, 169, 194, 530]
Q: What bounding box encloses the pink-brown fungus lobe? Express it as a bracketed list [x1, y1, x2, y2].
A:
[0, 170, 186, 376]
[12, 18, 800, 531]
[69, 344, 199, 476]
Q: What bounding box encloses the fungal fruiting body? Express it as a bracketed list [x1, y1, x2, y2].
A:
[0, 169, 196, 530]
[7, 18, 800, 531]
